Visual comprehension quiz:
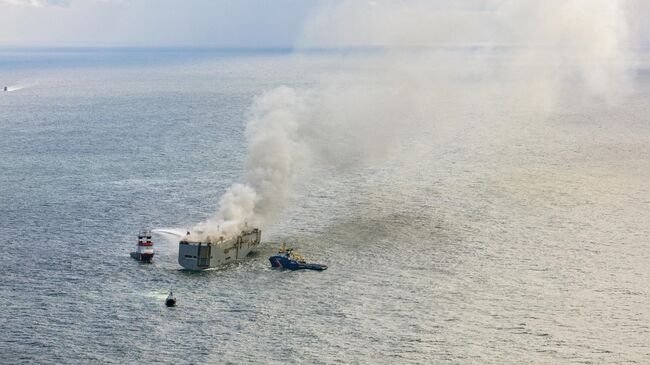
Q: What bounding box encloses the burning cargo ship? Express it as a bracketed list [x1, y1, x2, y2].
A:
[177, 228, 261, 270]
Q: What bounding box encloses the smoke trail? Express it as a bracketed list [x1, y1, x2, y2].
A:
[193, 0, 640, 240]
[499, 0, 637, 106]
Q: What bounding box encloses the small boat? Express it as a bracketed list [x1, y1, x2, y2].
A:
[130, 229, 154, 263]
[165, 290, 176, 307]
[3, 86, 7, 91]
[269, 243, 327, 271]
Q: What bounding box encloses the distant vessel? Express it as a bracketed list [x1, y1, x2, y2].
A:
[178, 228, 261, 270]
[269, 243, 327, 271]
[165, 290, 176, 307]
[130, 229, 154, 262]
[3, 86, 7, 91]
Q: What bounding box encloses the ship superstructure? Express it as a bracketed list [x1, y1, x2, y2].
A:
[177, 228, 261, 270]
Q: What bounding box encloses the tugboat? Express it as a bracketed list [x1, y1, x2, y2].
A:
[269, 243, 327, 271]
[165, 290, 176, 307]
[130, 229, 154, 263]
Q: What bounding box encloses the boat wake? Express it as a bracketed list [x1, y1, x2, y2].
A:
[4, 85, 27, 92]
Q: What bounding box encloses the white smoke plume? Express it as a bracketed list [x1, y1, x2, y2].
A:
[193, 0, 641, 240]
[194, 87, 308, 239]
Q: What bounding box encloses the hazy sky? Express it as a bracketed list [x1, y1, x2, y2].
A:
[1, 0, 648, 48]
[0, 0, 320, 47]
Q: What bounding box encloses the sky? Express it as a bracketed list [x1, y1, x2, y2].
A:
[0, 0, 320, 47]
[0, 0, 649, 48]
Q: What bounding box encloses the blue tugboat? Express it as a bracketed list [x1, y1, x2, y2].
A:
[269, 243, 327, 271]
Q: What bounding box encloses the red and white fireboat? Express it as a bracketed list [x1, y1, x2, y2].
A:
[130, 229, 154, 263]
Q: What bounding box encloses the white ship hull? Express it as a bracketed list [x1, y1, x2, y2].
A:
[177, 228, 261, 270]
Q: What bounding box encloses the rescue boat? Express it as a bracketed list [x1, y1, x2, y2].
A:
[130, 229, 154, 263]
[165, 290, 176, 307]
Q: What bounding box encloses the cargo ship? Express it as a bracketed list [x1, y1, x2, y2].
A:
[177, 228, 261, 270]
[131, 229, 154, 262]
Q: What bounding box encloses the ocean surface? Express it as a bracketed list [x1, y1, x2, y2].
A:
[0, 48, 649, 364]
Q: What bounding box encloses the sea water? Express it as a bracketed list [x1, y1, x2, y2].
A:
[0, 48, 649, 364]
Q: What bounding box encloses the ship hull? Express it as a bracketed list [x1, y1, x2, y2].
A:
[178, 229, 261, 270]
[269, 255, 327, 271]
[131, 252, 154, 263]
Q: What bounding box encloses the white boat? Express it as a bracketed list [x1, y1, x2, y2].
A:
[130, 229, 154, 262]
[177, 228, 261, 270]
